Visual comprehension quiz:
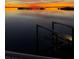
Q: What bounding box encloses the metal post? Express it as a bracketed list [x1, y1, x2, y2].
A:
[52, 22, 54, 45]
[52, 22, 57, 51]
[36, 24, 39, 54]
[52, 22, 54, 32]
[52, 22, 57, 53]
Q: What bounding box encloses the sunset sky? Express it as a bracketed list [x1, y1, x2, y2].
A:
[6, 0, 73, 3]
[5, 0, 74, 11]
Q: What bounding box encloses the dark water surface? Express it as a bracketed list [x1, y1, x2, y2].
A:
[6, 10, 74, 57]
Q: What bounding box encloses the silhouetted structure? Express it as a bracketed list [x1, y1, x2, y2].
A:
[18, 7, 45, 10]
[58, 7, 74, 11]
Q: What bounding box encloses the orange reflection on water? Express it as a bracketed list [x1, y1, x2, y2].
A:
[6, 8, 17, 10]
[5, 8, 58, 12]
[5, 7, 73, 17]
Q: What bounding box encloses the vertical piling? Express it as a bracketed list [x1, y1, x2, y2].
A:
[36, 24, 39, 54]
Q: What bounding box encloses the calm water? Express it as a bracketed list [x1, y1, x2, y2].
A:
[5, 9, 74, 56]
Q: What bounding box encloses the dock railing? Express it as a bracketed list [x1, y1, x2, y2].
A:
[5, 51, 60, 59]
[52, 22, 74, 40]
[36, 22, 73, 54]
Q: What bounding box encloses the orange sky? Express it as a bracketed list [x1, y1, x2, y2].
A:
[5, 2, 74, 8]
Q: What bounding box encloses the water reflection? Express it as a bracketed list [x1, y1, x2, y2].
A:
[6, 8, 73, 17]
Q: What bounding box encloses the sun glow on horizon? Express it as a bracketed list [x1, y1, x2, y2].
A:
[5, 0, 74, 12]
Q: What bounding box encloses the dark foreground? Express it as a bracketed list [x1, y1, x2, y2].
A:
[6, 11, 74, 59]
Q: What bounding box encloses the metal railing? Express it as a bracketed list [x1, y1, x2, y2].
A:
[36, 22, 73, 54]
[5, 51, 60, 59]
[36, 24, 68, 54]
[52, 22, 74, 41]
